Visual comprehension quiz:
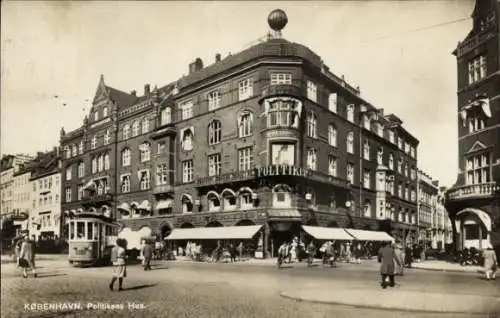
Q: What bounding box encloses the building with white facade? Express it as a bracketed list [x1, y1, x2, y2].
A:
[29, 150, 62, 241]
[12, 166, 36, 232]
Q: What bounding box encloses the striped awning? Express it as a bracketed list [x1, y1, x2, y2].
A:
[344, 229, 394, 242]
[302, 226, 354, 241]
[165, 225, 263, 240]
[155, 199, 173, 211]
[118, 202, 131, 213]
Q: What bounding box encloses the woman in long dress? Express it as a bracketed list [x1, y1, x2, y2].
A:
[109, 238, 127, 291]
[19, 235, 37, 278]
[483, 246, 498, 280]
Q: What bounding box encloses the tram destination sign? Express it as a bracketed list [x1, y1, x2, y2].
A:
[255, 165, 309, 178]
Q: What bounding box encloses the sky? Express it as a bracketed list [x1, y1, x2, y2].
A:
[1, 0, 474, 187]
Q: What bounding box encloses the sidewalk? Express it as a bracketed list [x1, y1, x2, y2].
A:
[1, 253, 67, 264]
[411, 260, 483, 273]
[280, 287, 500, 314]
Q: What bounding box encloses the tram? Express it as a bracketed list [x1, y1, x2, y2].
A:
[67, 208, 120, 267]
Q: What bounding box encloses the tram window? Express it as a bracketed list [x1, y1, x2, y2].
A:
[70, 222, 75, 240]
[76, 222, 85, 239]
[87, 222, 94, 240]
[94, 223, 99, 240]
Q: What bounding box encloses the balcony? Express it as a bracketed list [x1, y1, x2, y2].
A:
[152, 184, 174, 195]
[259, 84, 303, 103]
[456, 32, 494, 57]
[447, 182, 500, 201]
[150, 123, 176, 140]
[195, 170, 256, 187]
[81, 193, 113, 205]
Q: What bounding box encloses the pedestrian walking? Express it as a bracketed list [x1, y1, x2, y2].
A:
[18, 231, 37, 278]
[404, 244, 413, 268]
[142, 241, 153, 271]
[483, 245, 497, 280]
[229, 244, 237, 263]
[109, 238, 127, 291]
[378, 242, 401, 289]
[307, 241, 316, 267]
[277, 241, 288, 269]
[237, 242, 244, 262]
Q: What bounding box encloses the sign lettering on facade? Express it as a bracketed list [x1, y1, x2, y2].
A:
[255, 165, 309, 178]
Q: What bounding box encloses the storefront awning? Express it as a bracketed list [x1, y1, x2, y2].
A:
[302, 226, 354, 241]
[344, 229, 394, 242]
[138, 200, 151, 211]
[118, 202, 131, 213]
[267, 209, 302, 220]
[165, 225, 263, 240]
[155, 199, 173, 211]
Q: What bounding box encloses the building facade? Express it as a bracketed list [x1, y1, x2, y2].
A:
[1, 154, 34, 244]
[12, 165, 35, 233]
[417, 170, 439, 244]
[29, 150, 62, 241]
[446, 0, 500, 253]
[60, 10, 420, 255]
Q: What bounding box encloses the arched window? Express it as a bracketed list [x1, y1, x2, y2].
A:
[347, 104, 355, 122]
[207, 191, 221, 212]
[161, 107, 171, 125]
[306, 148, 317, 170]
[121, 148, 131, 166]
[104, 153, 110, 170]
[328, 93, 337, 113]
[121, 175, 130, 193]
[208, 120, 222, 145]
[222, 189, 236, 210]
[238, 112, 253, 138]
[272, 184, 292, 208]
[347, 132, 354, 154]
[141, 118, 149, 134]
[239, 187, 254, 209]
[307, 111, 317, 138]
[132, 121, 140, 137]
[139, 143, 150, 162]
[182, 194, 193, 213]
[328, 124, 337, 147]
[123, 124, 130, 140]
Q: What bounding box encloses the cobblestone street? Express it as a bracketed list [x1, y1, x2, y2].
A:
[2, 259, 499, 318]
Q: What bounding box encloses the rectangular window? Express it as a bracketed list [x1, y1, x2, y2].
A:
[65, 187, 71, 202]
[78, 163, 85, 178]
[271, 143, 295, 165]
[468, 55, 487, 84]
[270, 73, 292, 85]
[363, 169, 371, 189]
[328, 93, 337, 113]
[238, 78, 253, 101]
[139, 171, 150, 190]
[77, 185, 83, 200]
[104, 130, 111, 145]
[182, 160, 193, 183]
[208, 89, 221, 111]
[208, 154, 222, 176]
[238, 147, 254, 171]
[156, 164, 169, 185]
[307, 81, 317, 103]
[157, 141, 166, 154]
[306, 148, 317, 170]
[121, 175, 130, 193]
[388, 131, 395, 143]
[328, 156, 337, 177]
[180, 100, 193, 120]
[465, 152, 490, 185]
[347, 163, 355, 184]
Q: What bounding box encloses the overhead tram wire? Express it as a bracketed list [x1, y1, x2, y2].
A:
[358, 16, 472, 44]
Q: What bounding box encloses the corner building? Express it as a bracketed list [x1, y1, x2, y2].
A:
[60, 12, 420, 256]
[446, 0, 500, 254]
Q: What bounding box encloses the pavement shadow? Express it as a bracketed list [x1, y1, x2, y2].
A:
[149, 266, 169, 270]
[279, 266, 294, 270]
[123, 283, 158, 291]
[476, 276, 496, 281]
[36, 273, 68, 278]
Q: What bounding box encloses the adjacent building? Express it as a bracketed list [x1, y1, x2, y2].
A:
[446, 0, 500, 253]
[29, 149, 62, 241]
[60, 9, 421, 255]
[11, 162, 37, 233]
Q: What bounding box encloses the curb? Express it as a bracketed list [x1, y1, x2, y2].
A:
[279, 292, 499, 315]
[410, 266, 482, 274]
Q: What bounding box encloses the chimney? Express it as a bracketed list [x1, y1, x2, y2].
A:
[144, 84, 150, 96]
[215, 53, 221, 63]
[195, 58, 203, 71]
[130, 90, 137, 96]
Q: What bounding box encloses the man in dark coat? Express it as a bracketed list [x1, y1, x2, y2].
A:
[378, 242, 400, 289]
[142, 242, 153, 271]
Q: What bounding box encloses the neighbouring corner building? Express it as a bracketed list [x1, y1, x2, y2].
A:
[0, 154, 34, 248]
[60, 9, 424, 257]
[446, 0, 500, 255]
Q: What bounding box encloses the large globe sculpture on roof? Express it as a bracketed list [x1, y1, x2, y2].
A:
[268, 9, 288, 31]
